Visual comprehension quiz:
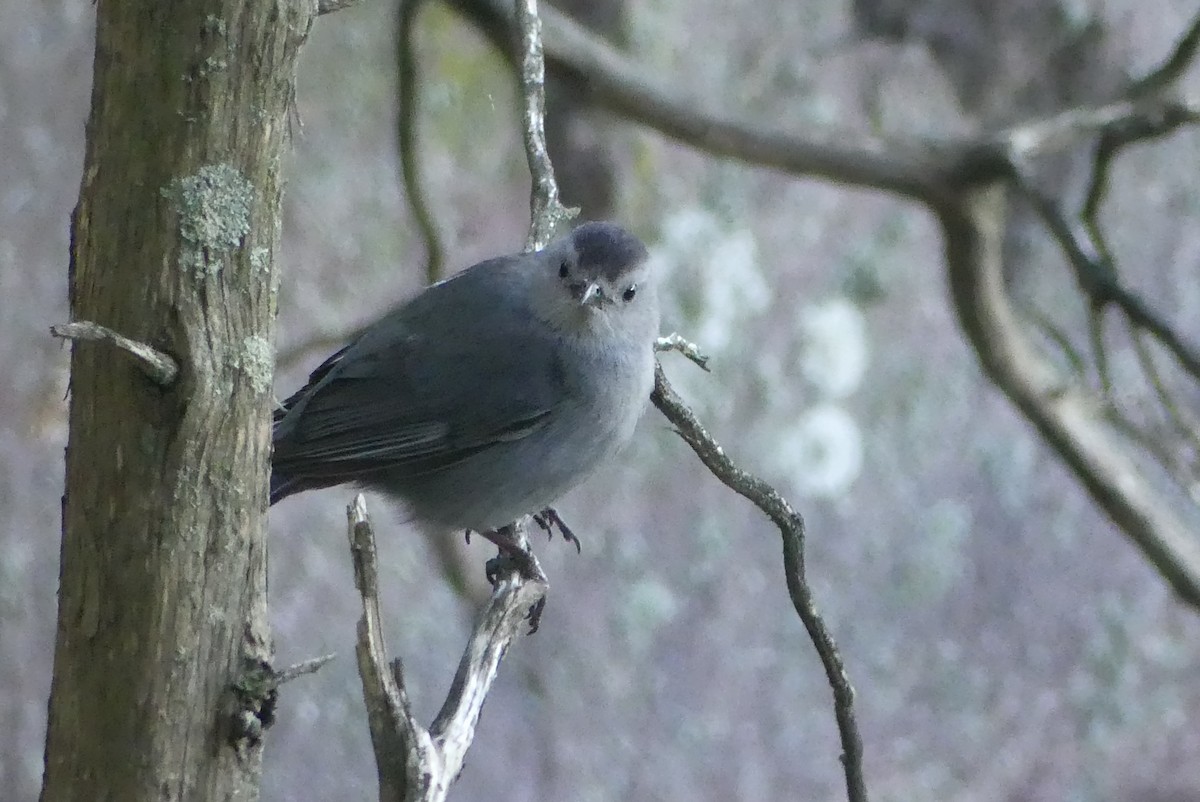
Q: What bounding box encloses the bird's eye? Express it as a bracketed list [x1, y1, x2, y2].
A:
[558, 261, 569, 279]
[622, 284, 637, 302]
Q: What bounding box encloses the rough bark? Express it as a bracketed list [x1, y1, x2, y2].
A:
[41, 1, 313, 800]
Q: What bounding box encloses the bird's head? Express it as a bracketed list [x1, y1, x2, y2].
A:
[533, 221, 658, 342]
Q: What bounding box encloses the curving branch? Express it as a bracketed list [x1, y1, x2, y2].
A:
[1009, 162, 1200, 382]
[1128, 7, 1200, 98]
[940, 186, 1200, 610]
[651, 362, 868, 802]
[396, 0, 445, 282]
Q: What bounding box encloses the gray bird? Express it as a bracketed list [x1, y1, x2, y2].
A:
[270, 221, 659, 548]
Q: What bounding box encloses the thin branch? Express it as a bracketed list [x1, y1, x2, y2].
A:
[1088, 307, 1114, 400]
[1076, 104, 1199, 237]
[941, 186, 1200, 612]
[654, 332, 711, 372]
[1130, 329, 1200, 468]
[397, 0, 445, 282]
[996, 96, 1198, 166]
[1128, 7, 1200, 97]
[274, 653, 337, 684]
[347, 496, 547, 802]
[1011, 165, 1200, 382]
[51, 321, 178, 386]
[1020, 306, 1088, 381]
[317, 0, 363, 15]
[650, 362, 868, 802]
[514, 0, 577, 250]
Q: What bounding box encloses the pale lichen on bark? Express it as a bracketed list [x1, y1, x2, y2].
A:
[162, 163, 254, 275]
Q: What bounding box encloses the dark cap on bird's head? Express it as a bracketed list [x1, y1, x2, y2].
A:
[570, 221, 649, 283]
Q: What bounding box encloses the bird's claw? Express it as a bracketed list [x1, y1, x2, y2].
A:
[525, 597, 547, 633]
[532, 508, 581, 553]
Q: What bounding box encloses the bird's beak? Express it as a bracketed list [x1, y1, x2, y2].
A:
[578, 281, 603, 308]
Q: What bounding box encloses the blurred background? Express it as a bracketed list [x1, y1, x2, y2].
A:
[5, 0, 1200, 800]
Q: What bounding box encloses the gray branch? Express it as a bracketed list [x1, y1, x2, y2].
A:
[514, 0, 577, 251]
[347, 496, 546, 802]
[651, 361, 869, 802]
[317, 0, 363, 15]
[274, 653, 337, 685]
[51, 320, 179, 386]
[654, 332, 711, 372]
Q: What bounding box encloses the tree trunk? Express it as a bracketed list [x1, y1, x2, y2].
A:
[41, 2, 312, 800]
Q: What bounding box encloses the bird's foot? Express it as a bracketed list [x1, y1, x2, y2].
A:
[478, 524, 548, 633]
[532, 508, 581, 553]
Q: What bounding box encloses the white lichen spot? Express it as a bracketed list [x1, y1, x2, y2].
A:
[650, 208, 770, 355]
[239, 335, 273, 395]
[797, 296, 870, 399]
[161, 163, 253, 276]
[619, 577, 680, 652]
[767, 404, 863, 498]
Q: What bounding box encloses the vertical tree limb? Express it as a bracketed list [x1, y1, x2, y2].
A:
[514, 0, 577, 250]
[42, 2, 315, 799]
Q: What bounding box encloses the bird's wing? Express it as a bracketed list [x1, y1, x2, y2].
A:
[272, 266, 564, 482]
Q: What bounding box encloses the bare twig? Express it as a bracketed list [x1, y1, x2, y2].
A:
[1129, 329, 1200, 467]
[51, 321, 178, 386]
[274, 653, 337, 684]
[347, 496, 546, 802]
[1128, 7, 1200, 97]
[1011, 160, 1200, 382]
[515, 0, 578, 250]
[317, 0, 362, 15]
[650, 363, 868, 802]
[654, 332, 711, 372]
[1087, 308, 1114, 400]
[397, 0, 445, 282]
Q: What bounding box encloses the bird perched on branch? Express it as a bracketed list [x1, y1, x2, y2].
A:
[270, 221, 659, 556]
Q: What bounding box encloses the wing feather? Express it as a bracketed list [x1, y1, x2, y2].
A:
[272, 258, 564, 485]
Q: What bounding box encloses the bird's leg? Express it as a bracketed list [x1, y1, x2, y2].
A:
[533, 507, 581, 553]
[478, 524, 545, 583]
[477, 523, 548, 632]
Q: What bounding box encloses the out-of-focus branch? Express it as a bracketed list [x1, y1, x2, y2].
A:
[347, 496, 546, 802]
[515, 0, 577, 250]
[651, 362, 868, 802]
[1010, 132, 1200, 383]
[1129, 331, 1200, 479]
[455, 0, 1200, 202]
[1128, 7, 1200, 97]
[396, 0, 445, 282]
[940, 186, 1200, 611]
